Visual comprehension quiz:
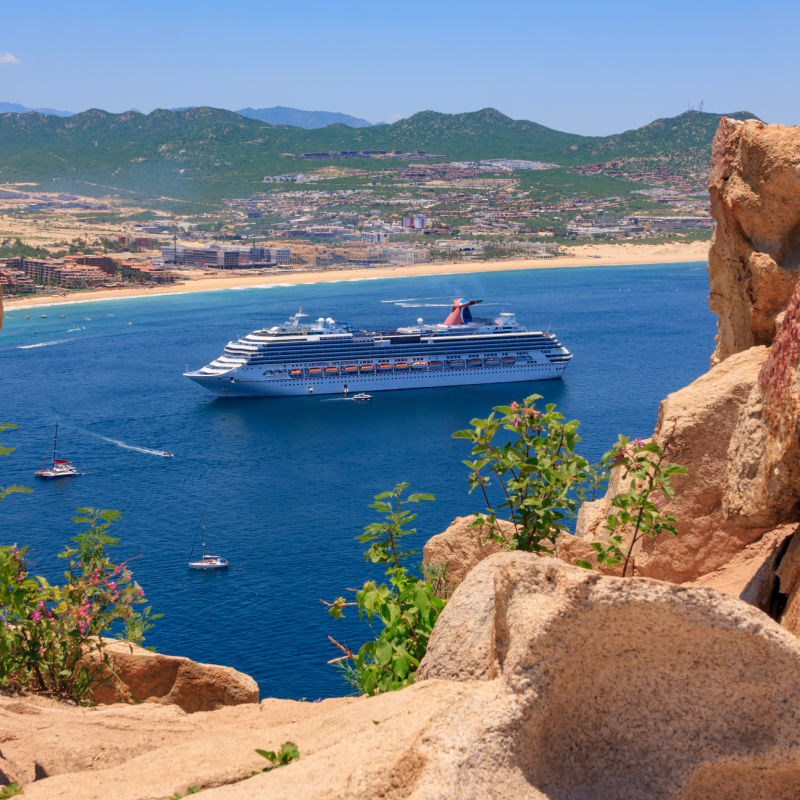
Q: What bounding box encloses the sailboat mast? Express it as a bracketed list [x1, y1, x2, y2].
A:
[52, 424, 58, 466]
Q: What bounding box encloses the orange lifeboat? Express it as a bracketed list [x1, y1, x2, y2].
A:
[360, 364, 375, 372]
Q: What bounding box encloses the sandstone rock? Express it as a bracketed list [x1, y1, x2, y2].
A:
[575, 345, 769, 582]
[91, 640, 258, 712]
[687, 523, 795, 613]
[775, 526, 800, 637]
[423, 515, 604, 593]
[708, 117, 800, 365]
[422, 515, 512, 591]
[16, 552, 800, 799]
[419, 552, 800, 799]
[724, 281, 800, 527]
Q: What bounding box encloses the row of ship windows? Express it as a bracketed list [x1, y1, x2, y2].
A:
[252, 363, 559, 383]
[261, 357, 538, 377]
[237, 350, 552, 366]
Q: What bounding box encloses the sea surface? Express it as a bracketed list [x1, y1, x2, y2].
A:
[0, 262, 715, 698]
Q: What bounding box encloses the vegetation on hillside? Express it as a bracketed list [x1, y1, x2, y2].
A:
[0, 106, 756, 206]
[328, 395, 686, 694]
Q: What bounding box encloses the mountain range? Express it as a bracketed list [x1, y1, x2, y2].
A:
[0, 101, 73, 117]
[0, 105, 757, 206]
[0, 103, 374, 128]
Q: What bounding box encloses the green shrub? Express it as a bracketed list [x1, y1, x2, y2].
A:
[326, 483, 443, 695]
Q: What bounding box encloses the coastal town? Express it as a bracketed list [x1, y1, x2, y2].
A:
[0, 153, 713, 298]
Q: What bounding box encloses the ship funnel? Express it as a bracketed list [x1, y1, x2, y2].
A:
[442, 298, 482, 326]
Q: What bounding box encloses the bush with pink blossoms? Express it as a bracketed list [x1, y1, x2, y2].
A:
[0, 508, 159, 700]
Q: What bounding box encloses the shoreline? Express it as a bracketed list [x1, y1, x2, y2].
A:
[2, 241, 709, 311]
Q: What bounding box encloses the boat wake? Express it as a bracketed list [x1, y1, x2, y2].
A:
[17, 339, 69, 349]
[95, 435, 174, 458]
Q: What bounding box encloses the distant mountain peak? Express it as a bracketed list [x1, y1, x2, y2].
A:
[235, 106, 374, 129]
[0, 101, 73, 117]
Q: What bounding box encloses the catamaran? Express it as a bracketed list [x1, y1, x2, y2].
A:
[35, 424, 80, 479]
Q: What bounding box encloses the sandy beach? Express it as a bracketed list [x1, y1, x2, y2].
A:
[2, 240, 709, 311]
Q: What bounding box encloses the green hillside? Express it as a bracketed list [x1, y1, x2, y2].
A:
[0, 106, 757, 207]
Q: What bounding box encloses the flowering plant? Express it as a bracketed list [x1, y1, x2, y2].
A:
[579, 434, 687, 576]
[453, 394, 603, 553]
[0, 508, 159, 700]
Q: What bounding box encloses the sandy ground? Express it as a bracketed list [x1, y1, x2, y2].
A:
[2, 240, 709, 311]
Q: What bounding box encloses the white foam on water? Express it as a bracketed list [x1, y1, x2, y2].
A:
[17, 339, 69, 349]
[96, 435, 172, 458]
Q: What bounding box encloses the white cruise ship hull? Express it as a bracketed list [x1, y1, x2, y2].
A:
[185, 300, 573, 398]
[185, 360, 569, 397]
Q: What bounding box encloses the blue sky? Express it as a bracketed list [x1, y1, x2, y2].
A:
[0, 0, 797, 134]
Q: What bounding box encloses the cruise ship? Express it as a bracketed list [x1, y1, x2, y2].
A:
[184, 298, 573, 397]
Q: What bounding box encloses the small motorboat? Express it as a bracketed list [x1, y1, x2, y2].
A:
[352, 393, 372, 401]
[35, 424, 80, 479]
[157, 450, 174, 458]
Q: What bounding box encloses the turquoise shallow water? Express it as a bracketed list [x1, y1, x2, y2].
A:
[0, 262, 715, 697]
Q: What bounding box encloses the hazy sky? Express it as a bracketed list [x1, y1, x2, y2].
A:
[1, 0, 797, 134]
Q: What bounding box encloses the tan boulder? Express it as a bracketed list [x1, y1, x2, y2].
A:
[14, 552, 800, 799]
[708, 117, 800, 365]
[423, 515, 605, 593]
[686, 523, 796, 613]
[90, 640, 258, 712]
[775, 526, 800, 637]
[724, 281, 800, 528]
[418, 552, 800, 799]
[422, 515, 512, 591]
[575, 345, 769, 582]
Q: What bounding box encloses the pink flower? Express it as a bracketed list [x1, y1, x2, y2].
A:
[510, 401, 520, 412]
[31, 610, 42, 622]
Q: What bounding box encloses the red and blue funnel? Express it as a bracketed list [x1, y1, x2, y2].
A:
[443, 298, 482, 326]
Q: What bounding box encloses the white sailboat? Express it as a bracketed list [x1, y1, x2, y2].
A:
[35, 424, 80, 479]
[188, 519, 228, 570]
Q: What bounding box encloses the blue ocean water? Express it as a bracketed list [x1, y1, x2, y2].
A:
[0, 262, 714, 698]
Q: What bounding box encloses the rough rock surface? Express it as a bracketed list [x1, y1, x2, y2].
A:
[422, 515, 511, 590]
[576, 345, 769, 582]
[91, 640, 259, 712]
[418, 553, 800, 800]
[11, 554, 800, 799]
[687, 523, 796, 614]
[708, 117, 800, 365]
[775, 527, 800, 636]
[423, 515, 607, 594]
[724, 281, 800, 527]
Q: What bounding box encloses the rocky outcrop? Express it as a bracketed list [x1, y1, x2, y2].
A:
[575, 345, 769, 582]
[423, 515, 511, 591]
[423, 515, 608, 595]
[418, 553, 800, 800]
[90, 640, 259, 712]
[12, 553, 800, 799]
[708, 117, 800, 365]
[724, 281, 800, 527]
